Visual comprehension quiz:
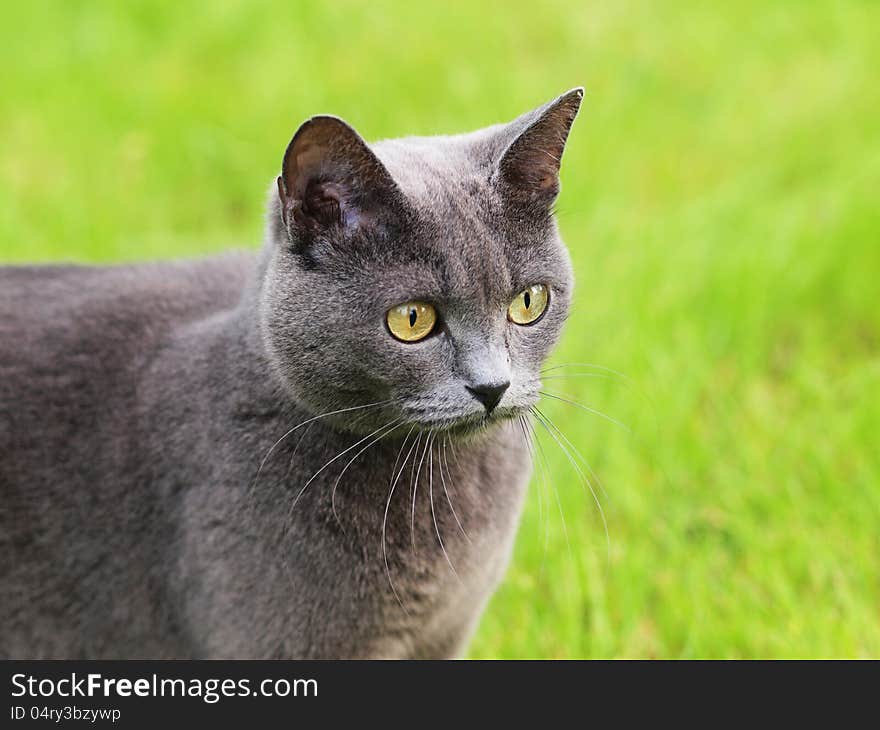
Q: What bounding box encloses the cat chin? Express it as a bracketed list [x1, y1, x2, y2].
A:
[408, 407, 525, 441]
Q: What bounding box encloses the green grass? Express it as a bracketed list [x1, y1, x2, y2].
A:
[2, 1, 878, 658]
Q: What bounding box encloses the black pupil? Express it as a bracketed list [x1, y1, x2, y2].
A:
[409, 308, 417, 327]
[524, 291, 531, 309]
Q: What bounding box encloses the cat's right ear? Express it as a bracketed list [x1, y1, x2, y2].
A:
[495, 88, 584, 209]
[277, 116, 403, 244]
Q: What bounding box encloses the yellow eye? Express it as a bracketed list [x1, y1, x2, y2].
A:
[508, 284, 549, 325]
[386, 302, 437, 342]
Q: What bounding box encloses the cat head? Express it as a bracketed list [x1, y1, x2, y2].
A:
[260, 89, 582, 437]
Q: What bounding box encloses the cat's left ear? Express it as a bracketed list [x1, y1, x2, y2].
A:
[496, 88, 583, 206]
[277, 115, 404, 243]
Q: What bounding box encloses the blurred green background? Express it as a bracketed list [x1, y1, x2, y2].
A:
[2, 1, 878, 657]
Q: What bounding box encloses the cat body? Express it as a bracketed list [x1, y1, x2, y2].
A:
[0, 89, 582, 658]
[1, 258, 526, 658]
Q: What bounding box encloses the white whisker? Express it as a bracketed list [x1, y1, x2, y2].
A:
[382, 428, 419, 614]
[540, 390, 631, 434]
[540, 373, 614, 381]
[330, 418, 404, 530]
[410, 430, 432, 554]
[533, 406, 611, 561]
[534, 405, 609, 504]
[518, 415, 548, 567]
[251, 398, 392, 493]
[439, 434, 470, 543]
[288, 416, 399, 517]
[429, 433, 461, 582]
[540, 362, 630, 382]
[526, 411, 572, 562]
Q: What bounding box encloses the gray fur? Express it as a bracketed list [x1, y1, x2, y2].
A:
[0, 89, 581, 658]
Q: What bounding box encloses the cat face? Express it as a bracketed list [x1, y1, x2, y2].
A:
[261, 90, 582, 437]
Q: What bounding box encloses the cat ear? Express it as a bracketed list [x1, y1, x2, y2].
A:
[496, 88, 583, 205]
[277, 115, 402, 240]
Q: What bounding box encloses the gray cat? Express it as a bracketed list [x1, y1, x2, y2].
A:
[0, 89, 581, 659]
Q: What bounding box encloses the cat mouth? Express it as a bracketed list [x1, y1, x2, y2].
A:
[406, 405, 522, 436]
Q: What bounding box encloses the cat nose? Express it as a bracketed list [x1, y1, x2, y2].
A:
[466, 381, 510, 414]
